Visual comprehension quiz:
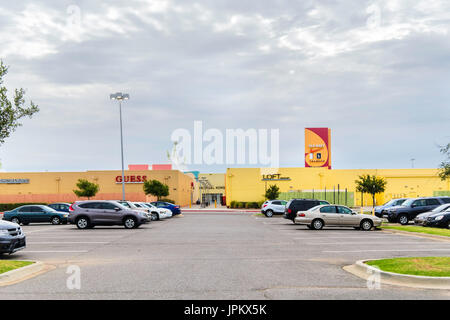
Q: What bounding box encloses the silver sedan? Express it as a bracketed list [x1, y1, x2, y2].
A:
[294, 204, 382, 231]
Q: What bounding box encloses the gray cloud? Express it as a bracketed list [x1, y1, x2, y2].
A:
[0, 0, 449, 172]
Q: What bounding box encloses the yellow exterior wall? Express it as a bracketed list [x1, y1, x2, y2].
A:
[225, 167, 450, 207]
[0, 170, 194, 206]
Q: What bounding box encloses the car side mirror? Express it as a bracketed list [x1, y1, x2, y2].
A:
[114, 207, 121, 212]
[351, 211, 357, 215]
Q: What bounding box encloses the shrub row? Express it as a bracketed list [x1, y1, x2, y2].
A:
[0, 203, 48, 212]
[229, 201, 264, 209]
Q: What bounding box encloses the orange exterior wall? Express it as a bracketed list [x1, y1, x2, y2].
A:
[0, 170, 193, 205]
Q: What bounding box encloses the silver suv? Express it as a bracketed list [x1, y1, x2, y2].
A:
[68, 200, 149, 229]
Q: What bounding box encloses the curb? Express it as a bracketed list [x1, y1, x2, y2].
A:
[344, 259, 450, 290]
[0, 261, 53, 287]
[381, 229, 450, 242]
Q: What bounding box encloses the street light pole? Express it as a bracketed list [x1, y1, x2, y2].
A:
[110, 92, 130, 201]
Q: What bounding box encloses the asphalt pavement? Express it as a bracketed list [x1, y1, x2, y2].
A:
[0, 212, 449, 299]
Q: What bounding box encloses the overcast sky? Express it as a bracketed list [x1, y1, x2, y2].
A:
[0, 0, 449, 173]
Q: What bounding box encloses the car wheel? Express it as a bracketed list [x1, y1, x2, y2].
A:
[151, 213, 158, 221]
[265, 210, 274, 218]
[398, 214, 408, 225]
[51, 216, 61, 225]
[76, 217, 90, 229]
[311, 219, 324, 230]
[11, 217, 21, 225]
[124, 217, 137, 229]
[447, 221, 450, 229]
[360, 219, 373, 231]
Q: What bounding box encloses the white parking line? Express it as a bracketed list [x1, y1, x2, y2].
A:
[323, 248, 450, 253]
[291, 236, 400, 240]
[22, 250, 89, 253]
[28, 242, 109, 244]
[308, 242, 444, 245]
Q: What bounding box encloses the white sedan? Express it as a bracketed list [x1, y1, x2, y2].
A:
[141, 203, 172, 220]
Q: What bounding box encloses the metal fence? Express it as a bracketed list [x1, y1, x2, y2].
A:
[279, 188, 355, 207]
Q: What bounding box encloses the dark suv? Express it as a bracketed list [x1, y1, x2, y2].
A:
[386, 197, 450, 225]
[284, 199, 329, 222]
[69, 200, 149, 229]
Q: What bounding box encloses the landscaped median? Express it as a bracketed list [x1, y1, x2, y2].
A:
[344, 257, 450, 289]
[0, 260, 50, 286]
[381, 225, 450, 238]
[0, 260, 34, 275]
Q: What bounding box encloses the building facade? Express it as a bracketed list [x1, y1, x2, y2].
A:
[225, 167, 450, 207]
[0, 169, 194, 205]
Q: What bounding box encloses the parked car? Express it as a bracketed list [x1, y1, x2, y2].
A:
[68, 200, 149, 229]
[414, 203, 450, 225]
[115, 201, 151, 219]
[141, 203, 172, 220]
[0, 220, 26, 255]
[374, 198, 408, 218]
[294, 204, 382, 231]
[150, 201, 181, 215]
[386, 197, 450, 225]
[424, 211, 450, 229]
[261, 200, 288, 217]
[284, 199, 330, 222]
[3, 205, 68, 225]
[48, 202, 71, 213]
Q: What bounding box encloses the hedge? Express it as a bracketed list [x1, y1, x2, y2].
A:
[229, 201, 263, 209]
[0, 203, 48, 212]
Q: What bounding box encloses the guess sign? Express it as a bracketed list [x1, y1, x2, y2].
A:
[115, 175, 147, 184]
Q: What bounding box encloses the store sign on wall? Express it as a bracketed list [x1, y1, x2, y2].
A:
[115, 175, 147, 184]
[261, 174, 291, 181]
[0, 179, 30, 184]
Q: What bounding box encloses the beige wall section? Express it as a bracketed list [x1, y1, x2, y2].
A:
[0, 170, 194, 205]
[198, 173, 225, 194]
[225, 167, 450, 206]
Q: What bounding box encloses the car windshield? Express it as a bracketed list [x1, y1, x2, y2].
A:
[400, 199, 415, 206]
[118, 201, 131, 208]
[432, 204, 450, 212]
[45, 206, 58, 212]
[382, 199, 396, 206]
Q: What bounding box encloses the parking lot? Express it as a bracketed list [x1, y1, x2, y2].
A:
[0, 211, 450, 299]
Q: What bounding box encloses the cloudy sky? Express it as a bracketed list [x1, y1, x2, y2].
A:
[0, 0, 449, 173]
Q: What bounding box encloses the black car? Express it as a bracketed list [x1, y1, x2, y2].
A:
[284, 199, 329, 222]
[424, 211, 450, 229]
[386, 197, 450, 225]
[0, 220, 26, 255]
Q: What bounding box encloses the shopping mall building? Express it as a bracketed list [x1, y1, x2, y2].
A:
[0, 165, 195, 206]
[0, 128, 448, 207]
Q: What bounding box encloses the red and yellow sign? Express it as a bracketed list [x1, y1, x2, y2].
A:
[305, 128, 331, 169]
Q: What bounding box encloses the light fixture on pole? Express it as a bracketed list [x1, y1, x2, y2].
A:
[110, 92, 130, 201]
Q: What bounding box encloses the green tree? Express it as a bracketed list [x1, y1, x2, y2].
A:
[0, 60, 39, 146]
[265, 184, 280, 200]
[355, 175, 387, 207]
[143, 179, 169, 200]
[73, 179, 100, 200]
[438, 143, 450, 181]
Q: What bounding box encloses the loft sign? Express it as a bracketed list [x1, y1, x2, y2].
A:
[261, 174, 291, 181]
[115, 175, 148, 184]
[0, 179, 30, 184]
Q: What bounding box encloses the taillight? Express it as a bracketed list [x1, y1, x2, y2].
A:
[287, 209, 292, 213]
[69, 204, 74, 212]
[263, 204, 267, 208]
[297, 213, 305, 217]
